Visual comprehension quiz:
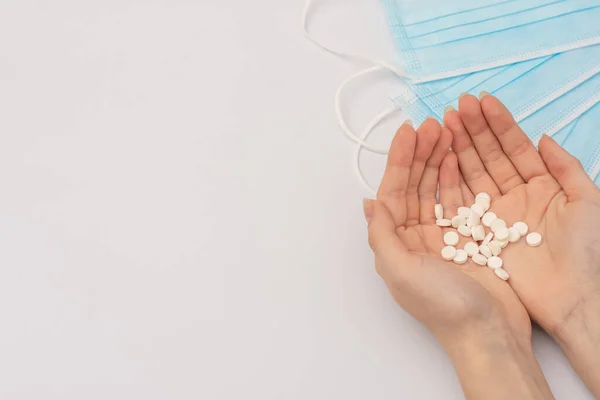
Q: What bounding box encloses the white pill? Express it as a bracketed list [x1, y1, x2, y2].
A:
[508, 227, 521, 243]
[495, 227, 509, 241]
[441, 246, 457, 261]
[458, 207, 471, 217]
[491, 218, 507, 233]
[488, 241, 502, 256]
[453, 249, 468, 265]
[435, 204, 444, 220]
[464, 242, 480, 257]
[526, 232, 543, 247]
[472, 253, 488, 266]
[500, 239, 509, 248]
[513, 221, 529, 236]
[467, 212, 480, 228]
[471, 203, 485, 217]
[479, 244, 492, 258]
[436, 219, 452, 227]
[478, 198, 491, 212]
[444, 231, 460, 246]
[495, 267, 510, 281]
[452, 215, 467, 228]
[476, 192, 491, 202]
[482, 212, 497, 227]
[483, 232, 494, 245]
[487, 256, 503, 269]
[458, 225, 472, 237]
[471, 225, 486, 241]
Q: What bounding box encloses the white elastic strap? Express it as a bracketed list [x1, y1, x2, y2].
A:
[355, 104, 404, 196]
[302, 0, 412, 79]
[335, 66, 400, 154]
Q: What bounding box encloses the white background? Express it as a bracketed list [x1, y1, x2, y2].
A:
[0, 1, 594, 399]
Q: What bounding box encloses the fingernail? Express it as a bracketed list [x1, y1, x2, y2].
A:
[459, 92, 468, 99]
[426, 115, 437, 121]
[479, 91, 490, 100]
[403, 119, 413, 127]
[444, 105, 455, 113]
[363, 199, 374, 224]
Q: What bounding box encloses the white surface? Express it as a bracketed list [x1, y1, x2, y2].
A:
[0, 1, 593, 399]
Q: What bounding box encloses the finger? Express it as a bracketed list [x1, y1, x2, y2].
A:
[444, 106, 501, 199]
[479, 94, 550, 182]
[538, 135, 598, 201]
[459, 170, 475, 206]
[419, 127, 452, 224]
[459, 93, 524, 194]
[406, 118, 442, 227]
[439, 151, 463, 217]
[378, 122, 417, 227]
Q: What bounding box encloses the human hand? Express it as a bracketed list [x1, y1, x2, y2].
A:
[363, 118, 553, 399]
[444, 93, 600, 397]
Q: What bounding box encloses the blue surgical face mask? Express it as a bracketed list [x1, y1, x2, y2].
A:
[397, 0, 597, 45]
[551, 102, 600, 184]
[381, 0, 600, 82]
[518, 71, 600, 144]
[393, 45, 600, 127]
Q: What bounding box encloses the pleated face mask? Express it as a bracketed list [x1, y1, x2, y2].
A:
[551, 102, 600, 185]
[381, 0, 600, 82]
[393, 44, 600, 128]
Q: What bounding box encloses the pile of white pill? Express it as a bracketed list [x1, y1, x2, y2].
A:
[436, 192, 542, 281]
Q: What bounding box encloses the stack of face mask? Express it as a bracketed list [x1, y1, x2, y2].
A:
[304, 0, 600, 194]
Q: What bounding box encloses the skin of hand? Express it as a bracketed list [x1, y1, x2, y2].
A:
[443, 92, 600, 397]
[363, 118, 554, 399]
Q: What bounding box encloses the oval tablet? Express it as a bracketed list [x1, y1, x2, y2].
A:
[476, 198, 491, 213]
[483, 232, 494, 245]
[444, 231, 460, 246]
[452, 215, 467, 228]
[482, 212, 497, 227]
[514, 221, 529, 236]
[491, 218, 507, 233]
[508, 227, 521, 243]
[458, 225, 472, 237]
[495, 227, 510, 242]
[435, 204, 444, 220]
[495, 268, 510, 281]
[476, 192, 491, 202]
[458, 207, 471, 217]
[467, 212, 480, 228]
[453, 249, 468, 265]
[472, 254, 488, 266]
[471, 225, 486, 241]
[464, 242, 479, 257]
[479, 244, 492, 258]
[441, 246, 457, 261]
[471, 203, 485, 217]
[487, 256, 503, 269]
[526, 232, 542, 247]
[436, 219, 452, 227]
[488, 241, 502, 256]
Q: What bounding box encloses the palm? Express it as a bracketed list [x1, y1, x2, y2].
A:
[371, 115, 532, 340]
[442, 93, 600, 336]
[399, 222, 532, 337]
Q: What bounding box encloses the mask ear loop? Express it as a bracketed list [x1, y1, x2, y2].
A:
[302, 0, 412, 78]
[355, 104, 404, 196]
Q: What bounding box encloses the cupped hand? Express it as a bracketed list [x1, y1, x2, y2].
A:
[364, 118, 532, 348]
[443, 93, 600, 342]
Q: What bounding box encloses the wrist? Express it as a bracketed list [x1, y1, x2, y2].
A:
[443, 326, 553, 400]
[551, 293, 600, 397]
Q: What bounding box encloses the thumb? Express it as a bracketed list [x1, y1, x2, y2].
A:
[538, 135, 598, 200]
[363, 199, 402, 254]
